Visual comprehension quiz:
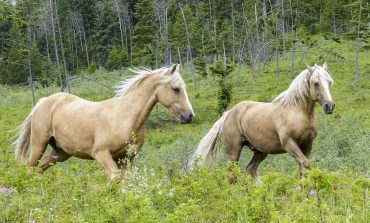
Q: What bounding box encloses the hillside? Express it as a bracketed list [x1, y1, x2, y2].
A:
[0, 39, 369, 222]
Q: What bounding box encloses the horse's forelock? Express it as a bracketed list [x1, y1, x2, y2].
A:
[160, 70, 185, 87]
[312, 65, 334, 86]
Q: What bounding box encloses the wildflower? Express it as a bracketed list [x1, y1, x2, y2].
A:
[308, 190, 316, 196]
[0, 185, 14, 196]
[121, 188, 127, 194]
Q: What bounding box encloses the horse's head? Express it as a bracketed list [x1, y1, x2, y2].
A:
[307, 62, 335, 114]
[156, 64, 195, 124]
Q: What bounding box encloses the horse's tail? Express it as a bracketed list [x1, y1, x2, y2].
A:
[14, 98, 46, 162]
[184, 111, 230, 171]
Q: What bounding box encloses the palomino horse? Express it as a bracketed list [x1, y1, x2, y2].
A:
[14, 64, 194, 179]
[185, 63, 334, 182]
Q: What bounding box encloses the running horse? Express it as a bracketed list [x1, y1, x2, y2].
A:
[185, 63, 334, 183]
[14, 64, 194, 179]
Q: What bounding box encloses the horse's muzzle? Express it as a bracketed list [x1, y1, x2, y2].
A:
[180, 112, 194, 124]
[323, 101, 335, 114]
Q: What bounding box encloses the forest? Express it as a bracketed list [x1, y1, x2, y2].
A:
[0, 0, 369, 222]
[0, 0, 369, 88]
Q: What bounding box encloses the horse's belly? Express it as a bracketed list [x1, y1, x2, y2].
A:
[244, 127, 282, 154]
[55, 139, 94, 159]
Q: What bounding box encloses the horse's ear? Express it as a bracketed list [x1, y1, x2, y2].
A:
[306, 64, 314, 74]
[323, 62, 328, 70]
[168, 64, 180, 75]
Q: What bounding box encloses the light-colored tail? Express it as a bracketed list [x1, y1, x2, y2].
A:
[14, 98, 45, 162]
[184, 111, 230, 171]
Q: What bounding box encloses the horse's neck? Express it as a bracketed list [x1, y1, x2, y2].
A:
[295, 97, 316, 118]
[118, 81, 158, 131]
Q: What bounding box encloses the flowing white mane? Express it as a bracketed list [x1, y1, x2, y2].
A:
[114, 66, 184, 97]
[273, 64, 334, 108]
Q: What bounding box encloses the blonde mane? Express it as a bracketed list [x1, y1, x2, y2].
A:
[273, 65, 334, 108]
[114, 66, 184, 97]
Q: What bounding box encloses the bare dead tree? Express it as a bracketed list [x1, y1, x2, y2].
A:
[122, 3, 133, 65]
[27, 27, 35, 105]
[48, 0, 63, 90]
[332, 6, 337, 35]
[255, 3, 261, 76]
[275, 2, 279, 77]
[281, 0, 286, 61]
[41, 8, 51, 63]
[179, 3, 196, 90]
[231, 1, 236, 62]
[54, 0, 70, 92]
[114, 0, 125, 50]
[355, 1, 362, 83]
[70, 14, 79, 71]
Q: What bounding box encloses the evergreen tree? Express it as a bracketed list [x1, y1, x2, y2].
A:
[132, 0, 158, 67]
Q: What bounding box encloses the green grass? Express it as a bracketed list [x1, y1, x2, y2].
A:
[0, 39, 369, 222]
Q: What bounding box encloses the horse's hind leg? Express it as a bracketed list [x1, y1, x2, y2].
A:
[224, 134, 244, 183]
[246, 150, 267, 184]
[40, 139, 71, 172]
[28, 133, 50, 172]
[27, 107, 52, 172]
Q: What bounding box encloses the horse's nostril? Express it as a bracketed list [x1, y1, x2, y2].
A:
[189, 113, 193, 119]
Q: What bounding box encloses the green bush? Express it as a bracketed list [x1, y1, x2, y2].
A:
[107, 46, 129, 71]
[87, 61, 98, 74]
[208, 57, 236, 114]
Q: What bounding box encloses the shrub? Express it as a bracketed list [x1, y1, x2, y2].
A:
[208, 56, 236, 114]
[107, 46, 129, 71]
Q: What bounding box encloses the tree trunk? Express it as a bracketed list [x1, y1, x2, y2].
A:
[54, 0, 70, 92]
[42, 20, 51, 62]
[231, 1, 235, 62]
[275, 5, 279, 77]
[332, 6, 337, 35]
[281, 0, 286, 61]
[255, 3, 260, 77]
[114, 0, 125, 50]
[27, 27, 35, 105]
[48, 0, 63, 91]
[79, 15, 90, 67]
[355, 1, 362, 83]
[179, 3, 196, 90]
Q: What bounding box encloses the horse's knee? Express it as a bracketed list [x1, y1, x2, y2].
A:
[302, 159, 310, 169]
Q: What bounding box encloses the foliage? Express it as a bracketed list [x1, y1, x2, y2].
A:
[193, 57, 207, 78]
[87, 61, 98, 75]
[208, 56, 236, 114]
[107, 46, 129, 71]
[2, 0, 369, 85]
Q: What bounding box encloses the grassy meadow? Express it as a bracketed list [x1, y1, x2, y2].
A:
[0, 39, 369, 222]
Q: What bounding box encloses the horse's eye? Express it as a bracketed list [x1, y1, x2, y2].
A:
[314, 82, 320, 87]
[172, 87, 180, 93]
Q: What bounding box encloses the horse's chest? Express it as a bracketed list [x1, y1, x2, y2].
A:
[294, 125, 317, 145]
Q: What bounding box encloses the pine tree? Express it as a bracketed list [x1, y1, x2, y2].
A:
[133, 0, 158, 67]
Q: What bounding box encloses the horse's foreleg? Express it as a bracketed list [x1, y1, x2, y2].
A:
[246, 150, 267, 184]
[299, 141, 313, 179]
[282, 138, 310, 178]
[116, 139, 144, 175]
[93, 150, 119, 180]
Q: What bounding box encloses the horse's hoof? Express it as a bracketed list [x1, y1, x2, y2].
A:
[255, 177, 263, 185]
[229, 176, 237, 184]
